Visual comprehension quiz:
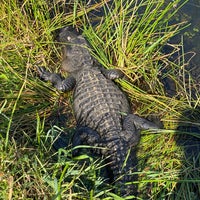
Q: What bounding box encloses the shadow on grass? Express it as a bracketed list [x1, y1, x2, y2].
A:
[172, 107, 200, 199]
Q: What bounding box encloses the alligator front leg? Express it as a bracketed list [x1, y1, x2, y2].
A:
[100, 67, 124, 80]
[37, 66, 76, 92]
[72, 126, 101, 155]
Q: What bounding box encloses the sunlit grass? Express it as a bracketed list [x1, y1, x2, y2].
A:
[1, 0, 200, 199]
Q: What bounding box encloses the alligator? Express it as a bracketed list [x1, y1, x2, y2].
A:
[37, 27, 159, 196]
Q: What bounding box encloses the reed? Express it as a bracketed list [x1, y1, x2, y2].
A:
[1, 0, 199, 199]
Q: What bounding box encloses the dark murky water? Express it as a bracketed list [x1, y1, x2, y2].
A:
[86, 0, 200, 79]
[178, 0, 200, 79]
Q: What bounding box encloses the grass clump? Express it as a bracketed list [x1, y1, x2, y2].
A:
[1, 0, 200, 199]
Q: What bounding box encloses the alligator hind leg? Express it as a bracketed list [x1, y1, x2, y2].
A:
[124, 113, 160, 130]
[122, 114, 160, 147]
[72, 126, 101, 155]
[37, 66, 76, 92]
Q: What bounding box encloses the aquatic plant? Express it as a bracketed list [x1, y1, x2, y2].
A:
[1, 0, 199, 199]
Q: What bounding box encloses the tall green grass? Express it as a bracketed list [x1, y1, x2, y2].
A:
[1, 0, 200, 199]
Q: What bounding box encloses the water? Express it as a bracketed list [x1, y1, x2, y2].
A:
[85, 0, 200, 78]
[178, 0, 200, 79]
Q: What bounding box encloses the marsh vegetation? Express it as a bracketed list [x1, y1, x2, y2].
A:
[1, 0, 200, 199]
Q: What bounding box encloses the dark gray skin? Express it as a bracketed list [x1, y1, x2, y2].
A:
[37, 27, 159, 196]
